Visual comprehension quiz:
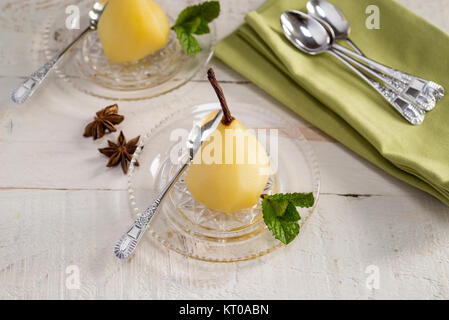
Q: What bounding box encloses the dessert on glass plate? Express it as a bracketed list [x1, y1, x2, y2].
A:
[12, 0, 218, 102]
[119, 69, 320, 262]
[72, 0, 218, 99]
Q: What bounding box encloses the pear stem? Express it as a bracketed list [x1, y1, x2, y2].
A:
[207, 68, 234, 125]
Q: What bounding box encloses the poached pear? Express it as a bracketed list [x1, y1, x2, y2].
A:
[185, 69, 271, 214]
[97, 0, 170, 63]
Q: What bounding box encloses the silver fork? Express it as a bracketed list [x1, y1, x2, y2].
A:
[11, 1, 106, 104]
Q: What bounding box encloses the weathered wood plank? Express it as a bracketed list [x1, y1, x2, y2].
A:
[0, 189, 447, 299]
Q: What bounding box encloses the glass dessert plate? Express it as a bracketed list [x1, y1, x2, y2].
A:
[127, 102, 320, 262]
[43, 0, 214, 101]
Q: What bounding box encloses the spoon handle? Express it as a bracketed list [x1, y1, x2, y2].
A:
[345, 38, 364, 56]
[333, 50, 435, 111]
[333, 43, 444, 103]
[11, 26, 92, 104]
[328, 50, 424, 125]
[114, 162, 190, 260]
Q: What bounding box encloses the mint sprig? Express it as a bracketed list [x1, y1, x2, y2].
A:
[172, 1, 220, 55]
[262, 193, 314, 244]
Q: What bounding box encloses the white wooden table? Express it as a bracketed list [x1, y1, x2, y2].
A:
[1, 0, 448, 300]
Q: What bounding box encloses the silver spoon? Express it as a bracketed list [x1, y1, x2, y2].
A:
[280, 10, 424, 125]
[114, 107, 223, 259]
[306, 0, 363, 55]
[11, 1, 106, 104]
[306, 0, 444, 105]
[330, 45, 436, 112]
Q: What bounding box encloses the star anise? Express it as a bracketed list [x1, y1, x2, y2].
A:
[98, 131, 140, 174]
[83, 104, 124, 140]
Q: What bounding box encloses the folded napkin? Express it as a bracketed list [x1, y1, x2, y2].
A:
[215, 0, 449, 205]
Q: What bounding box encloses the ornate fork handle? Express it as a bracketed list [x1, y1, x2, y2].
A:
[114, 162, 190, 259]
[11, 26, 92, 104]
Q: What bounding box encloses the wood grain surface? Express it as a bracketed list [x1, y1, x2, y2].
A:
[0, 0, 448, 299]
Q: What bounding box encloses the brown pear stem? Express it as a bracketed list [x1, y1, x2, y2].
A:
[207, 68, 234, 125]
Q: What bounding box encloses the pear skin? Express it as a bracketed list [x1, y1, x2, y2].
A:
[185, 118, 270, 214]
[98, 0, 170, 63]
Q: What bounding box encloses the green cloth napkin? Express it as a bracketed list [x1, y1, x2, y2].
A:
[215, 0, 449, 205]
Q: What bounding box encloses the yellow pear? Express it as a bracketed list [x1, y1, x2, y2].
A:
[185, 69, 271, 214]
[97, 0, 170, 63]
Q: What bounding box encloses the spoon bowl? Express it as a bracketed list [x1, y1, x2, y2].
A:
[279, 10, 426, 125]
[88, 1, 107, 29]
[280, 10, 331, 55]
[306, 0, 350, 40]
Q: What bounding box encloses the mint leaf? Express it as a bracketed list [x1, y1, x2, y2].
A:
[265, 192, 314, 208]
[197, 1, 220, 22]
[279, 219, 300, 244]
[173, 1, 220, 55]
[285, 193, 315, 208]
[262, 199, 300, 245]
[262, 198, 277, 229]
[175, 5, 202, 26]
[194, 20, 210, 35]
[180, 16, 202, 33]
[282, 202, 300, 222]
[175, 1, 220, 25]
[173, 26, 202, 55]
[270, 197, 289, 217]
[262, 193, 314, 244]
